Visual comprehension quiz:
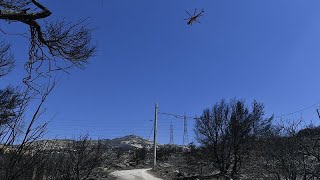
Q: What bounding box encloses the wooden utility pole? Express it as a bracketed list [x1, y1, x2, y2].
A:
[317, 108, 320, 120]
[32, 150, 37, 180]
[32, 166, 37, 180]
[153, 103, 158, 170]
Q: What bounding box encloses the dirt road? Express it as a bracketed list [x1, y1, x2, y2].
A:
[110, 168, 163, 180]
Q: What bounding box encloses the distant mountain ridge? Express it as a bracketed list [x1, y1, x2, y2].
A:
[102, 135, 153, 149]
[33, 135, 154, 150]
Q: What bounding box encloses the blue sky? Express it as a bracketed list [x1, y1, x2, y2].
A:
[3, 0, 320, 144]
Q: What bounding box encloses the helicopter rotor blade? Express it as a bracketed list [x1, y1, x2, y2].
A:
[185, 10, 192, 17]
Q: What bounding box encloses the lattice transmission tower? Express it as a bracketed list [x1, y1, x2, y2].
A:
[169, 121, 174, 144]
[183, 113, 189, 145]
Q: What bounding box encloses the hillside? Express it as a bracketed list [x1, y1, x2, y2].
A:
[31, 135, 153, 151]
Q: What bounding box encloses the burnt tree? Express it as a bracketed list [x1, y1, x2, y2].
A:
[195, 99, 273, 179]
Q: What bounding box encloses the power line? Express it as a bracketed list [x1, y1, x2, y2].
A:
[274, 101, 320, 119]
[159, 112, 199, 120]
[159, 112, 184, 119]
[160, 99, 320, 121]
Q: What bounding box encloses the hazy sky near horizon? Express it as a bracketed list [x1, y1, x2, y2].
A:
[3, 0, 320, 143]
